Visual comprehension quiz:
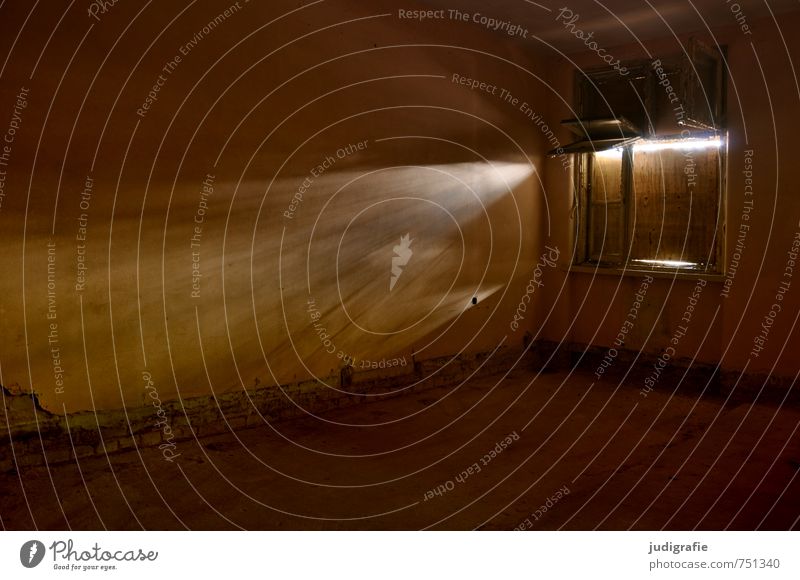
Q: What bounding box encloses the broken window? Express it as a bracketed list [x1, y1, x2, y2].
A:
[563, 40, 726, 272]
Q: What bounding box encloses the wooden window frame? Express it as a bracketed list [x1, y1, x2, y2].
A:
[572, 45, 727, 276]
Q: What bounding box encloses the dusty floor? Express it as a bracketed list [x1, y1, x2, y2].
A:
[1, 368, 799, 530]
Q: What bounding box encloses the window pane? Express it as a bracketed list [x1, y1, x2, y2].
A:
[630, 146, 720, 267]
[592, 153, 623, 203]
[588, 153, 625, 262]
[590, 202, 624, 261]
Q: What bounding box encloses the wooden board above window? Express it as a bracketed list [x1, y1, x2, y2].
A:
[679, 38, 725, 131]
[573, 39, 725, 139]
[576, 64, 654, 136]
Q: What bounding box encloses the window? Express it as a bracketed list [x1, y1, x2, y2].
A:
[567, 41, 726, 273]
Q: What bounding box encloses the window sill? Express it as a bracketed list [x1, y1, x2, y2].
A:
[566, 264, 725, 282]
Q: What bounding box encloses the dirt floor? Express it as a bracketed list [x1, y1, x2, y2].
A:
[1, 368, 798, 530]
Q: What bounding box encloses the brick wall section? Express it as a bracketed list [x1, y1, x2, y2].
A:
[1, 347, 530, 473]
[2, 343, 795, 473]
[537, 341, 799, 406]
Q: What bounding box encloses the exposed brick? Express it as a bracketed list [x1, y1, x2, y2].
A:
[99, 426, 134, 441]
[115, 436, 136, 450]
[139, 430, 162, 447]
[17, 452, 44, 467]
[72, 428, 101, 447]
[226, 416, 248, 430]
[96, 438, 119, 454]
[45, 447, 72, 464]
[197, 423, 225, 438]
[73, 445, 95, 459]
[172, 426, 196, 440]
[0, 346, 552, 468]
[246, 414, 264, 427]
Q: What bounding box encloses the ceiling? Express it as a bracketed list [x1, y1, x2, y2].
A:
[421, 0, 800, 52]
